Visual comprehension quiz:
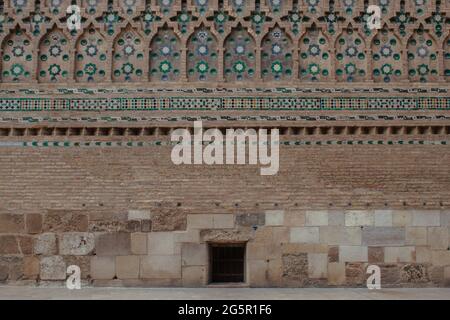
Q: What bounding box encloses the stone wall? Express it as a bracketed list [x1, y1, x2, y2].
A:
[0, 143, 449, 287]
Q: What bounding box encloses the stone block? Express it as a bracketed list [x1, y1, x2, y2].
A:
[416, 246, 432, 263]
[187, 214, 214, 229]
[281, 243, 328, 254]
[213, 214, 234, 229]
[25, 214, 42, 234]
[148, 232, 176, 255]
[374, 210, 393, 227]
[182, 266, 206, 287]
[368, 247, 384, 263]
[90, 256, 115, 280]
[431, 250, 450, 267]
[282, 253, 308, 282]
[392, 210, 412, 226]
[174, 229, 200, 243]
[141, 220, 152, 232]
[361, 227, 405, 246]
[181, 243, 207, 266]
[328, 210, 345, 226]
[64, 256, 90, 280]
[285, 211, 305, 226]
[339, 246, 368, 262]
[34, 233, 57, 255]
[128, 210, 151, 220]
[140, 255, 181, 279]
[290, 227, 319, 244]
[345, 210, 374, 227]
[305, 210, 328, 226]
[248, 260, 268, 286]
[95, 232, 131, 256]
[400, 264, 429, 283]
[444, 266, 450, 280]
[385, 247, 415, 263]
[319, 226, 361, 245]
[116, 256, 139, 279]
[412, 210, 441, 227]
[308, 253, 327, 279]
[328, 246, 339, 262]
[235, 213, 265, 227]
[405, 227, 427, 246]
[265, 210, 284, 226]
[131, 233, 147, 255]
[0, 214, 24, 233]
[328, 262, 346, 285]
[40, 256, 66, 280]
[43, 212, 88, 232]
[272, 227, 290, 244]
[427, 227, 449, 250]
[23, 256, 40, 279]
[247, 242, 268, 260]
[59, 232, 95, 255]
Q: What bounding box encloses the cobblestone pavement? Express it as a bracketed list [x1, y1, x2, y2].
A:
[0, 286, 449, 300]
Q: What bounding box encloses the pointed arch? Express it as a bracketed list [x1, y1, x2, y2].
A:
[224, 26, 256, 82]
[149, 25, 181, 82]
[75, 25, 108, 82]
[299, 25, 331, 82]
[37, 27, 70, 83]
[112, 26, 146, 82]
[1, 26, 33, 82]
[371, 27, 403, 83]
[407, 27, 439, 83]
[335, 27, 367, 82]
[261, 25, 292, 81]
[187, 25, 218, 82]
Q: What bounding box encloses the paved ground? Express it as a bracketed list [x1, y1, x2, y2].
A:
[0, 286, 450, 300]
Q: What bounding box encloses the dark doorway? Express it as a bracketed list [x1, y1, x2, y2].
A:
[209, 243, 246, 283]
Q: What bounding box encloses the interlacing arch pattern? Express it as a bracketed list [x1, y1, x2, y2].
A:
[0, 0, 449, 83]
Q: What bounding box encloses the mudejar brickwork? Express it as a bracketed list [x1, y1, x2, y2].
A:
[0, 0, 449, 287]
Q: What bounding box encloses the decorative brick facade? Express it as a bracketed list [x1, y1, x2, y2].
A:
[0, 0, 449, 287]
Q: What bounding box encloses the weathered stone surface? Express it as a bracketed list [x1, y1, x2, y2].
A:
[339, 246, 368, 262]
[328, 210, 345, 226]
[0, 235, 32, 254]
[392, 210, 412, 226]
[416, 246, 432, 263]
[131, 232, 147, 255]
[427, 227, 449, 250]
[148, 232, 176, 255]
[282, 253, 308, 281]
[181, 243, 207, 266]
[116, 256, 140, 279]
[59, 232, 95, 255]
[290, 227, 319, 244]
[88, 220, 127, 232]
[379, 264, 401, 286]
[0, 214, 24, 233]
[128, 210, 151, 220]
[374, 210, 393, 227]
[213, 214, 235, 229]
[25, 214, 42, 234]
[151, 209, 186, 232]
[412, 210, 441, 227]
[431, 250, 450, 267]
[328, 262, 346, 285]
[345, 211, 374, 227]
[182, 266, 206, 287]
[305, 210, 328, 226]
[265, 210, 284, 226]
[406, 227, 428, 246]
[319, 226, 361, 245]
[126, 220, 141, 233]
[285, 211, 305, 227]
[174, 230, 200, 243]
[368, 247, 384, 263]
[248, 260, 268, 287]
[384, 247, 415, 263]
[90, 256, 115, 280]
[308, 253, 327, 279]
[23, 256, 40, 280]
[43, 212, 88, 232]
[0, 256, 23, 281]
[345, 262, 367, 286]
[401, 264, 429, 283]
[64, 256, 91, 279]
[328, 246, 339, 263]
[141, 220, 152, 232]
[140, 255, 181, 279]
[235, 213, 265, 227]
[361, 227, 405, 246]
[40, 256, 66, 280]
[95, 232, 131, 256]
[281, 243, 328, 254]
[34, 233, 57, 255]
